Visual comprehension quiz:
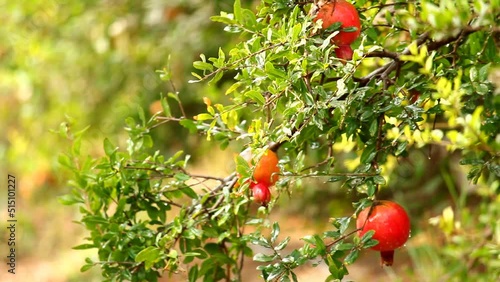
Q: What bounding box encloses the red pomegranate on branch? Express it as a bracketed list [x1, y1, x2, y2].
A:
[356, 200, 411, 266]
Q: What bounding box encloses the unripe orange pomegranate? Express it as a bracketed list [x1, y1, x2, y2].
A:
[356, 200, 410, 266]
[314, 0, 361, 46]
[237, 149, 280, 186]
[253, 149, 280, 186]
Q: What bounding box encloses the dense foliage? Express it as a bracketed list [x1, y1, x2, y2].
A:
[59, 0, 499, 281]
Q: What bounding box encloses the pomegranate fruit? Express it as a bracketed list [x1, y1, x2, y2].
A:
[314, 0, 361, 45]
[335, 44, 353, 61]
[356, 200, 410, 266]
[253, 149, 280, 186]
[409, 89, 421, 104]
[250, 182, 271, 205]
[238, 149, 280, 186]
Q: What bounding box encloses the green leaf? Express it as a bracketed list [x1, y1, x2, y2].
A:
[137, 105, 146, 126]
[233, 0, 242, 23]
[291, 271, 298, 282]
[160, 96, 171, 117]
[188, 265, 199, 282]
[135, 246, 162, 270]
[344, 249, 359, 265]
[266, 267, 284, 281]
[103, 138, 116, 157]
[246, 218, 263, 225]
[195, 113, 213, 121]
[303, 234, 327, 255]
[326, 255, 340, 278]
[337, 243, 354, 251]
[180, 186, 198, 199]
[363, 239, 379, 248]
[210, 15, 236, 25]
[373, 175, 386, 185]
[395, 141, 408, 156]
[242, 9, 257, 29]
[328, 175, 345, 182]
[193, 61, 214, 71]
[245, 90, 266, 105]
[478, 63, 491, 81]
[58, 194, 84, 205]
[367, 181, 377, 197]
[459, 158, 485, 166]
[72, 243, 96, 250]
[325, 22, 342, 33]
[360, 144, 376, 163]
[82, 215, 109, 225]
[71, 136, 82, 156]
[469, 67, 478, 82]
[209, 71, 224, 85]
[179, 119, 197, 134]
[271, 222, 280, 243]
[167, 92, 181, 103]
[369, 119, 378, 137]
[342, 26, 358, 33]
[336, 217, 351, 233]
[265, 61, 287, 79]
[274, 236, 290, 251]
[291, 23, 302, 42]
[175, 173, 190, 181]
[225, 81, 242, 95]
[80, 264, 94, 272]
[253, 253, 276, 262]
[324, 230, 341, 239]
[251, 236, 271, 248]
[360, 230, 375, 244]
[142, 134, 153, 149]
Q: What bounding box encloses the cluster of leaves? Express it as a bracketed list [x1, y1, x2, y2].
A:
[61, 0, 499, 281]
[249, 219, 378, 281]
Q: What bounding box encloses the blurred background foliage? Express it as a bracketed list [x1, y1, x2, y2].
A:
[0, 0, 254, 281]
[0, 0, 498, 281]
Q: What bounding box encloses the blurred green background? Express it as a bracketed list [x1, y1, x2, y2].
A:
[0, 0, 497, 281]
[0, 1, 245, 280]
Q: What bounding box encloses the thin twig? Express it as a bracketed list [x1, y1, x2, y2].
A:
[371, 24, 410, 33]
[325, 227, 362, 250]
[358, 2, 409, 12]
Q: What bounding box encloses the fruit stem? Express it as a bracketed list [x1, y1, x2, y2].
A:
[380, 250, 394, 267]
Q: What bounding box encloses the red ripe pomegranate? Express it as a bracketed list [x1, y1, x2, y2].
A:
[314, 0, 361, 45]
[356, 200, 410, 266]
[335, 44, 353, 61]
[250, 182, 271, 206]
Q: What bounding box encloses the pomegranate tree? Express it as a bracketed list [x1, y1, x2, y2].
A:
[356, 200, 411, 266]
